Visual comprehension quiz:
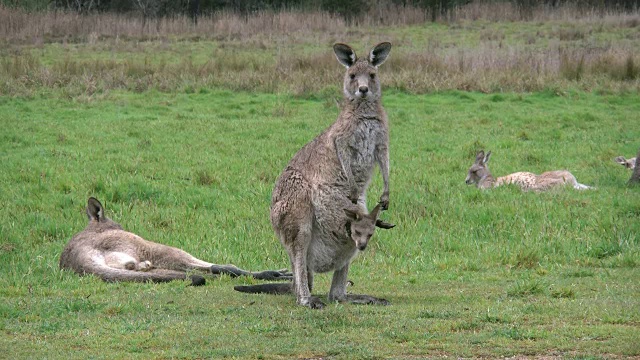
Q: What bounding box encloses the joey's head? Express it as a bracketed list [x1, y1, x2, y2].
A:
[344, 203, 395, 251]
[333, 42, 391, 102]
[466, 150, 492, 188]
[614, 156, 636, 169]
[85, 197, 123, 231]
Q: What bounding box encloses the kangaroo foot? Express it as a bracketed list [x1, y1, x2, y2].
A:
[299, 296, 325, 309]
[251, 269, 293, 281]
[210, 265, 245, 277]
[336, 294, 390, 306]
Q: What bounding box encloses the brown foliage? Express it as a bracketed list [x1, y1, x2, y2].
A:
[1, 4, 640, 97]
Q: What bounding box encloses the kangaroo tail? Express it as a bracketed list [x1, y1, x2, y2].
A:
[234, 282, 292, 295]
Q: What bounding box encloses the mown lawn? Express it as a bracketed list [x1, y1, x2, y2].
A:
[0, 88, 638, 358]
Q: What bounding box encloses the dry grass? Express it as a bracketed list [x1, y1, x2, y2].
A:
[1, 3, 640, 96]
[3, 3, 640, 43]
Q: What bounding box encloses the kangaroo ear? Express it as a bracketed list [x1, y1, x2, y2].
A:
[375, 219, 395, 229]
[87, 197, 104, 221]
[370, 202, 382, 219]
[475, 150, 485, 164]
[343, 208, 361, 221]
[369, 42, 391, 67]
[334, 43, 356, 68]
[484, 151, 492, 164]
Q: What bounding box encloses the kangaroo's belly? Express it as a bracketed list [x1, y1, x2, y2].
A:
[308, 227, 357, 273]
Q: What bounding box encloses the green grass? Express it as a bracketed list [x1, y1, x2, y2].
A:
[0, 88, 638, 358]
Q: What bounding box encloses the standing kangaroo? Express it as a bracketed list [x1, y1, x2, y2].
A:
[236, 43, 394, 309]
[465, 150, 594, 191]
[59, 197, 292, 285]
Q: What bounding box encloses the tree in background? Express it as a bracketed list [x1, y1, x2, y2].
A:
[2, 0, 639, 19]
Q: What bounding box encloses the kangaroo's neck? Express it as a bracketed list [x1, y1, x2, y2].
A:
[479, 173, 497, 189]
[341, 98, 383, 119]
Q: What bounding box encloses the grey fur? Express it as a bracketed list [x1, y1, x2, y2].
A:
[614, 156, 637, 169]
[267, 43, 394, 309]
[59, 197, 292, 283]
[237, 203, 394, 306]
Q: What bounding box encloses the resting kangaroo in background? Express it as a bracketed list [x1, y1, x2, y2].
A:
[59, 197, 292, 285]
[465, 150, 594, 191]
[235, 202, 394, 299]
[614, 156, 636, 169]
[237, 43, 394, 309]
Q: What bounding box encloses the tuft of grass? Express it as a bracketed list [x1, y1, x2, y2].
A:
[550, 287, 576, 299]
[507, 279, 546, 297]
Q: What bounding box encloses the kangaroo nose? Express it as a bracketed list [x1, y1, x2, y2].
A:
[358, 243, 367, 251]
[359, 86, 368, 94]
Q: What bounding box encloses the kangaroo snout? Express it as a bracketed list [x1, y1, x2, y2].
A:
[357, 242, 368, 251]
[359, 86, 368, 94]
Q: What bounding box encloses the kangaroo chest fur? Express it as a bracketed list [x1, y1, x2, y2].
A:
[347, 117, 386, 188]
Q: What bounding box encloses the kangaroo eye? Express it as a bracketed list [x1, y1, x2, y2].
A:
[354, 231, 361, 236]
[349, 74, 355, 80]
[370, 73, 376, 79]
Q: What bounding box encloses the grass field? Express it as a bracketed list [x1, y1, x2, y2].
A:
[1, 6, 640, 358]
[1, 88, 638, 358]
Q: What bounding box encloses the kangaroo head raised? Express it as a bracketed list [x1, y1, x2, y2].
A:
[614, 156, 636, 169]
[343, 203, 395, 251]
[466, 150, 492, 188]
[86, 197, 123, 231]
[333, 42, 391, 102]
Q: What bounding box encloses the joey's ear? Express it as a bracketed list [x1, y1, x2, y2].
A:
[343, 208, 361, 221]
[334, 43, 357, 68]
[370, 202, 382, 219]
[87, 197, 104, 221]
[484, 151, 492, 164]
[369, 42, 391, 67]
[475, 150, 485, 164]
[375, 219, 396, 229]
[614, 156, 627, 165]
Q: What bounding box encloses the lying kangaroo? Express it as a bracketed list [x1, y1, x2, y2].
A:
[235, 202, 394, 300]
[465, 150, 594, 191]
[59, 197, 292, 285]
[238, 43, 394, 309]
[614, 156, 636, 169]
